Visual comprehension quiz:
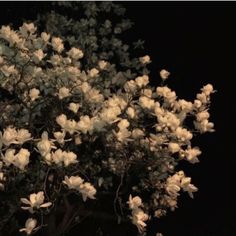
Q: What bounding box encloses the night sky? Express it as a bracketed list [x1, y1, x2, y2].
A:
[0, 2, 235, 236]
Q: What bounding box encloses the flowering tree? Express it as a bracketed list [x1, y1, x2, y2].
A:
[0, 4, 215, 236]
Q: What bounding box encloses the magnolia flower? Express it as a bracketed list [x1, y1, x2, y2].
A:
[41, 32, 50, 42]
[32, 49, 46, 63]
[0, 126, 18, 146]
[79, 182, 97, 201]
[51, 37, 64, 53]
[77, 116, 94, 134]
[124, 80, 137, 93]
[185, 147, 201, 163]
[63, 175, 96, 201]
[19, 218, 37, 235]
[201, 83, 214, 96]
[98, 60, 108, 70]
[175, 127, 193, 142]
[160, 69, 170, 80]
[56, 114, 67, 128]
[53, 131, 65, 145]
[126, 107, 136, 119]
[68, 102, 80, 113]
[194, 119, 214, 133]
[1, 65, 17, 77]
[63, 175, 84, 190]
[131, 208, 149, 232]
[135, 75, 149, 88]
[19, 23, 37, 36]
[180, 177, 198, 198]
[131, 129, 145, 139]
[139, 55, 151, 64]
[88, 68, 99, 78]
[2, 149, 15, 166]
[67, 47, 84, 60]
[14, 148, 30, 170]
[29, 88, 40, 101]
[168, 143, 181, 153]
[21, 191, 52, 213]
[16, 129, 32, 144]
[117, 119, 130, 130]
[139, 96, 155, 110]
[156, 86, 176, 104]
[52, 149, 78, 166]
[37, 132, 55, 157]
[58, 87, 71, 99]
[128, 195, 143, 209]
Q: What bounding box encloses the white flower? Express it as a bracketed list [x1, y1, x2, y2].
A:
[79, 182, 97, 201]
[185, 147, 201, 163]
[14, 148, 30, 170]
[175, 127, 193, 141]
[168, 143, 180, 153]
[160, 69, 170, 80]
[29, 88, 40, 101]
[139, 96, 155, 110]
[126, 107, 136, 119]
[63, 175, 84, 190]
[16, 129, 32, 144]
[128, 195, 143, 209]
[117, 119, 130, 130]
[53, 131, 65, 145]
[63, 175, 96, 201]
[58, 87, 71, 99]
[124, 80, 137, 93]
[37, 131, 55, 157]
[156, 86, 176, 103]
[67, 47, 84, 60]
[63, 151, 78, 167]
[194, 119, 214, 133]
[51, 149, 64, 165]
[0, 127, 18, 146]
[131, 129, 145, 139]
[196, 110, 210, 122]
[98, 60, 108, 70]
[68, 103, 80, 113]
[2, 149, 15, 166]
[176, 99, 193, 112]
[194, 99, 202, 109]
[139, 55, 151, 64]
[41, 32, 50, 42]
[19, 23, 37, 36]
[1, 65, 17, 77]
[201, 83, 214, 96]
[19, 218, 37, 235]
[135, 75, 149, 88]
[131, 208, 149, 232]
[56, 114, 67, 128]
[0, 25, 21, 46]
[32, 49, 46, 63]
[21, 191, 52, 213]
[64, 119, 78, 135]
[51, 37, 64, 53]
[88, 68, 99, 78]
[180, 177, 198, 198]
[77, 116, 94, 134]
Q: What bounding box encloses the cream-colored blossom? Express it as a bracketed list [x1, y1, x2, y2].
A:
[19, 218, 37, 235]
[21, 191, 52, 213]
[29, 88, 40, 101]
[68, 103, 80, 113]
[51, 37, 64, 53]
[67, 47, 84, 60]
[139, 55, 150, 64]
[160, 69, 170, 80]
[58, 87, 71, 99]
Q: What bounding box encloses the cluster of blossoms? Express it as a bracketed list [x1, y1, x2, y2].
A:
[0, 19, 215, 236]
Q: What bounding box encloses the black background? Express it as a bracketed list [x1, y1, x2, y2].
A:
[0, 2, 235, 236]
